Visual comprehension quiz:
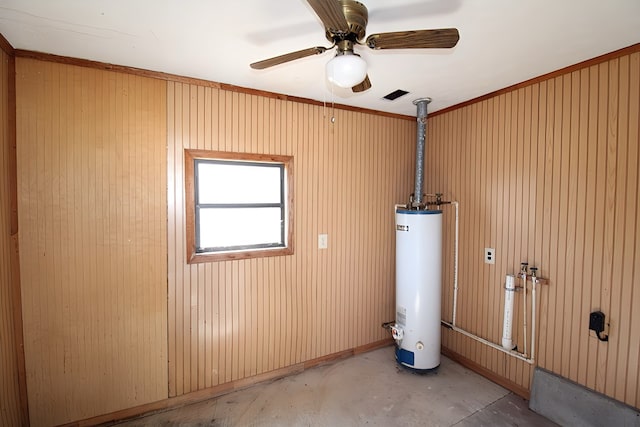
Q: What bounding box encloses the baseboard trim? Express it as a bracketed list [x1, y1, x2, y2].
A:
[61, 338, 394, 426]
[441, 346, 530, 400]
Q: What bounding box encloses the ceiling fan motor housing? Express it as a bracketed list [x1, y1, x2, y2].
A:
[325, 0, 368, 43]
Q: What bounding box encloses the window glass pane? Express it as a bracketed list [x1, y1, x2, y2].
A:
[197, 162, 282, 204]
[199, 207, 283, 249]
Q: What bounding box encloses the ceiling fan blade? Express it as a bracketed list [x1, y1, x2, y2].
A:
[352, 75, 371, 93]
[307, 0, 350, 34]
[366, 28, 459, 50]
[250, 46, 329, 70]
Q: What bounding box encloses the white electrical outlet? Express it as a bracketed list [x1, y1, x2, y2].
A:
[484, 248, 495, 264]
[318, 234, 328, 249]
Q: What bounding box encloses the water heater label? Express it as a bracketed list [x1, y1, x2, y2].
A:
[396, 224, 409, 232]
[397, 306, 407, 326]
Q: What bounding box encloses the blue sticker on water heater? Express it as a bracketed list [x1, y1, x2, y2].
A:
[395, 347, 415, 366]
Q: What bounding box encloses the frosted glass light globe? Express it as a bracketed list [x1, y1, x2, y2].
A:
[326, 52, 367, 88]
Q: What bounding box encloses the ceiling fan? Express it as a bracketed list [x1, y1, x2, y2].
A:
[250, 0, 459, 93]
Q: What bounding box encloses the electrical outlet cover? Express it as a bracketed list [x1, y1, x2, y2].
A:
[484, 248, 495, 264]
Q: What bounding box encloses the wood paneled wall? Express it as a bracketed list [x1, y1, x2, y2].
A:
[427, 48, 640, 408]
[0, 47, 21, 427]
[13, 44, 638, 424]
[15, 58, 169, 426]
[167, 82, 415, 396]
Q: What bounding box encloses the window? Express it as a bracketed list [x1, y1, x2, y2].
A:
[185, 150, 294, 263]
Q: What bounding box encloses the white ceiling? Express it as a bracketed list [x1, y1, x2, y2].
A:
[1, 0, 639, 116]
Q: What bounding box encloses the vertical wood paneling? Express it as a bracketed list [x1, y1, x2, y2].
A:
[11, 45, 637, 424]
[429, 47, 640, 409]
[0, 47, 22, 427]
[167, 83, 415, 396]
[624, 52, 640, 405]
[16, 59, 168, 426]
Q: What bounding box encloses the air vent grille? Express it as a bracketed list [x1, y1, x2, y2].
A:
[383, 89, 409, 101]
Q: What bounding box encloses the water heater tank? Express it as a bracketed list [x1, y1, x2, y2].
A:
[395, 208, 443, 371]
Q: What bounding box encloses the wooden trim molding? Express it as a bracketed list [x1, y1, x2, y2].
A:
[7, 55, 17, 236]
[61, 339, 393, 427]
[6, 50, 29, 426]
[441, 346, 530, 400]
[14, 49, 414, 122]
[0, 33, 14, 56]
[430, 42, 640, 118]
[10, 235, 28, 426]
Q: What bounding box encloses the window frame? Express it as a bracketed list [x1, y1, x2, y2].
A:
[185, 149, 294, 264]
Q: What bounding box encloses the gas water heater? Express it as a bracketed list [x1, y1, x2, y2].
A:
[390, 97, 443, 371]
[395, 208, 442, 371]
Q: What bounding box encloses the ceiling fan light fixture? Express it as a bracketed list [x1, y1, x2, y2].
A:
[326, 51, 367, 88]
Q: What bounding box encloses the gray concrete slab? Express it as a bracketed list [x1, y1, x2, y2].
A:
[117, 347, 556, 426]
[457, 394, 557, 427]
[530, 367, 640, 427]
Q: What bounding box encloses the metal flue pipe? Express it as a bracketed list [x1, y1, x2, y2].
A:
[412, 97, 431, 208]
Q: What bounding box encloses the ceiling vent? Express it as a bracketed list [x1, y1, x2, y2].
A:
[383, 89, 409, 101]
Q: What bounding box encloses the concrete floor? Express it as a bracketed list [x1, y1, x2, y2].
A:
[117, 347, 557, 426]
